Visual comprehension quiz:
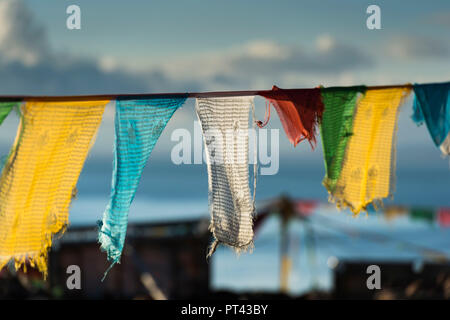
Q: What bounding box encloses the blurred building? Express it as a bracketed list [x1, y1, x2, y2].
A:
[333, 261, 450, 299]
[1, 196, 449, 300]
[47, 218, 211, 299]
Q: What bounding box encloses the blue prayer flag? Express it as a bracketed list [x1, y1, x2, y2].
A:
[412, 82, 450, 147]
[98, 96, 187, 277]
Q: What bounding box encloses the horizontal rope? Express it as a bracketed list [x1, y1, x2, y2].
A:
[0, 82, 437, 102]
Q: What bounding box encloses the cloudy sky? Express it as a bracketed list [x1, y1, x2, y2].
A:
[0, 0, 448, 95]
[0, 0, 449, 168]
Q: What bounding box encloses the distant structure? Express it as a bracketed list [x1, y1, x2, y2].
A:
[333, 261, 450, 299]
[49, 218, 211, 299]
[1, 196, 449, 300]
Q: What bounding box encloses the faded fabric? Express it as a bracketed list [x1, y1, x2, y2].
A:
[320, 86, 366, 193]
[258, 86, 324, 147]
[196, 97, 255, 255]
[412, 82, 450, 155]
[98, 97, 186, 274]
[0, 100, 107, 277]
[331, 87, 411, 214]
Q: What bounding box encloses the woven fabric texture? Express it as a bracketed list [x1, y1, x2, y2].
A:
[412, 82, 450, 155]
[0, 100, 108, 277]
[196, 97, 255, 254]
[332, 87, 411, 214]
[320, 86, 366, 193]
[258, 86, 324, 147]
[98, 97, 186, 270]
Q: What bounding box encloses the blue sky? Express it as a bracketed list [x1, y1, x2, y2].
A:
[24, 1, 450, 60]
[0, 0, 447, 95]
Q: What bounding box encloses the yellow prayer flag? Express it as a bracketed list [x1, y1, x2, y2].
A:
[332, 88, 411, 214]
[0, 100, 108, 277]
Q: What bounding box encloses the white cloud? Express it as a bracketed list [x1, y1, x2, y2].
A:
[0, 0, 375, 94]
[98, 56, 119, 73]
[155, 35, 374, 90]
[315, 34, 336, 53]
[385, 35, 449, 60]
[239, 40, 289, 59]
[0, 0, 193, 95]
[0, 0, 444, 97]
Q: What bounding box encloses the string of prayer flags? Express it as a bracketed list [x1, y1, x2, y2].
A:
[0, 101, 19, 125]
[320, 86, 366, 194]
[410, 207, 436, 224]
[195, 97, 256, 256]
[0, 80, 448, 279]
[98, 96, 186, 277]
[331, 87, 411, 214]
[258, 86, 324, 147]
[295, 200, 318, 218]
[0, 100, 108, 277]
[254, 199, 450, 228]
[383, 205, 408, 221]
[412, 82, 450, 155]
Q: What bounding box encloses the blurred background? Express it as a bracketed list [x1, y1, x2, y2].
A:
[0, 0, 449, 299]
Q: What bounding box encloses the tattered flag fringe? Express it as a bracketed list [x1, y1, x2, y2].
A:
[330, 87, 411, 214]
[0, 100, 107, 277]
[196, 97, 256, 255]
[98, 97, 186, 277]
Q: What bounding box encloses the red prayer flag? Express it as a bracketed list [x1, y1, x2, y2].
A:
[438, 208, 450, 227]
[296, 200, 318, 217]
[258, 86, 324, 148]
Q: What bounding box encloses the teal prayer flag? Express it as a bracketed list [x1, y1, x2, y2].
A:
[412, 82, 450, 148]
[98, 96, 187, 278]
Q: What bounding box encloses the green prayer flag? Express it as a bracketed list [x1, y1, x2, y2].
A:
[0, 102, 19, 125]
[410, 208, 435, 224]
[320, 86, 366, 193]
